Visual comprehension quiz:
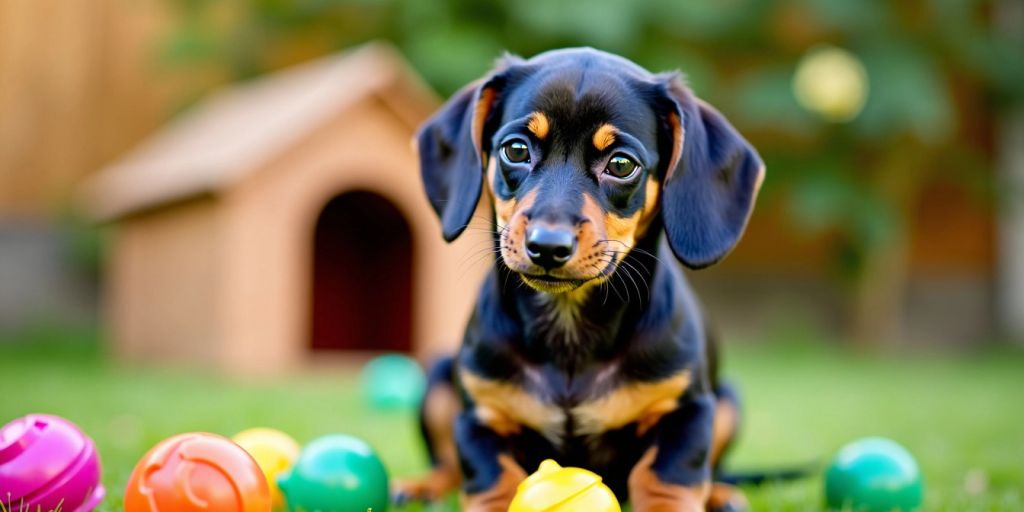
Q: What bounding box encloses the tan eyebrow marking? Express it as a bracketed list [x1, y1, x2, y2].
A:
[592, 123, 618, 151]
[527, 111, 550, 139]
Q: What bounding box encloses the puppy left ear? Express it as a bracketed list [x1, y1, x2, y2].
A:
[416, 72, 508, 242]
[655, 78, 765, 269]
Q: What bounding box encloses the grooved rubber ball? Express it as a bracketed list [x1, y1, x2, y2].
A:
[0, 414, 105, 512]
[233, 428, 300, 509]
[510, 459, 620, 512]
[360, 354, 426, 411]
[124, 432, 271, 512]
[277, 434, 389, 512]
[825, 437, 924, 511]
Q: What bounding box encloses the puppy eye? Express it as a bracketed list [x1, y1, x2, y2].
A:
[501, 140, 531, 164]
[605, 154, 640, 180]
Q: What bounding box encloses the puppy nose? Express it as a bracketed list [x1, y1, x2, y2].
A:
[525, 225, 576, 270]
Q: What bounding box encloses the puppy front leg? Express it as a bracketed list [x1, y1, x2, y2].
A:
[455, 410, 527, 512]
[629, 393, 715, 512]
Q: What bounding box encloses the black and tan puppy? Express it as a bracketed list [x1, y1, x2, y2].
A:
[398, 48, 764, 512]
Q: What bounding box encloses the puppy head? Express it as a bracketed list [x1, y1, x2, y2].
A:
[417, 48, 765, 295]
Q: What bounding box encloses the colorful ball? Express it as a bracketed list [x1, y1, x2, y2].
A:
[0, 414, 105, 512]
[233, 428, 300, 509]
[124, 432, 271, 512]
[277, 434, 389, 512]
[509, 459, 620, 512]
[825, 437, 924, 511]
[360, 354, 426, 410]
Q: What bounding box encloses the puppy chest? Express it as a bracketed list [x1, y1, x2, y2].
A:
[571, 371, 692, 436]
[459, 370, 565, 439]
[460, 369, 691, 441]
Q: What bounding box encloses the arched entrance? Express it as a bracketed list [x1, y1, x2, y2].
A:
[310, 190, 413, 352]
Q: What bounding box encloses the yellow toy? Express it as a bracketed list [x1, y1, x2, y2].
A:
[509, 459, 621, 512]
[232, 428, 301, 508]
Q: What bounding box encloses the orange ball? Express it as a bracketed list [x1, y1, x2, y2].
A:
[124, 432, 271, 512]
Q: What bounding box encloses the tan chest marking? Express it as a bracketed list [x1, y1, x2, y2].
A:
[459, 369, 565, 438]
[573, 371, 691, 436]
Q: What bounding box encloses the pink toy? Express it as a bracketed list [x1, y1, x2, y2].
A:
[0, 414, 104, 512]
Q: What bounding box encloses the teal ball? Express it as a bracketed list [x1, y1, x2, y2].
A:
[277, 434, 389, 512]
[360, 354, 426, 410]
[825, 437, 924, 511]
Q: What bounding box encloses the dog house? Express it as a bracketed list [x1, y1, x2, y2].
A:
[83, 43, 489, 374]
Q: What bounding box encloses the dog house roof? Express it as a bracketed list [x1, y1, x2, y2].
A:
[83, 42, 438, 220]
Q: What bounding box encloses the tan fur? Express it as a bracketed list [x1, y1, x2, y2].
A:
[636, 177, 661, 239]
[711, 397, 738, 467]
[491, 157, 517, 229]
[593, 123, 618, 151]
[605, 209, 642, 250]
[708, 482, 749, 511]
[664, 112, 684, 180]
[496, 187, 536, 247]
[392, 466, 461, 503]
[459, 368, 565, 440]
[486, 157, 498, 195]
[424, 384, 462, 468]
[753, 163, 766, 201]
[576, 193, 606, 261]
[392, 384, 463, 501]
[462, 454, 528, 512]
[628, 447, 710, 512]
[573, 371, 691, 436]
[494, 194, 516, 230]
[472, 87, 498, 158]
[526, 111, 550, 140]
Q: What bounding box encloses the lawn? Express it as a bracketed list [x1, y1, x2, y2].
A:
[1, 326, 1022, 511]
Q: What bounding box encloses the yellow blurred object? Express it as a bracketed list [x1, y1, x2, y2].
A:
[509, 459, 621, 512]
[793, 45, 869, 122]
[232, 428, 301, 509]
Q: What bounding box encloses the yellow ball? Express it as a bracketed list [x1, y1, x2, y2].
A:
[232, 428, 301, 509]
[793, 44, 869, 122]
[509, 459, 621, 512]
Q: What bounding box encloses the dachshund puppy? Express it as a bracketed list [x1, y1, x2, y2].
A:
[399, 48, 764, 512]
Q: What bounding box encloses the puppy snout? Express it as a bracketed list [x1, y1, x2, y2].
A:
[525, 224, 577, 270]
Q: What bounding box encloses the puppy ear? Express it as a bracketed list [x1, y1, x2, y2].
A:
[655, 77, 765, 269]
[416, 73, 507, 242]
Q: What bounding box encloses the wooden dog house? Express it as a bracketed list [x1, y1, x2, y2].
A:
[84, 43, 489, 374]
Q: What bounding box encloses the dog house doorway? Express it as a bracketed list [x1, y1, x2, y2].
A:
[310, 190, 413, 353]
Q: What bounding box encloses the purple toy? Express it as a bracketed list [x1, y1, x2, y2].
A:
[0, 414, 104, 512]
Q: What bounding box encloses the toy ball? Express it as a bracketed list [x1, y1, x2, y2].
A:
[825, 437, 924, 511]
[124, 432, 271, 512]
[277, 434, 389, 512]
[0, 414, 105, 512]
[509, 459, 620, 512]
[359, 354, 426, 410]
[233, 428, 300, 509]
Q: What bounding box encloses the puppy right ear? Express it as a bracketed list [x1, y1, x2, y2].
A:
[417, 73, 507, 242]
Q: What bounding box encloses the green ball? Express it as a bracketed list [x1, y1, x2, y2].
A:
[825, 437, 924, 511]
[360, 354, 426, 411]
[277, 434, 389, 512]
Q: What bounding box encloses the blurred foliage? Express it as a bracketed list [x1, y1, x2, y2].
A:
[162, 0, 1024, 284]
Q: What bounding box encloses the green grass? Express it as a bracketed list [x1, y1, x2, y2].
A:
[2, 326, 1022, 511]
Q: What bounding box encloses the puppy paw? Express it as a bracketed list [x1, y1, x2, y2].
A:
[707, 482, 749, 512]
[391, 466, 460, 504]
